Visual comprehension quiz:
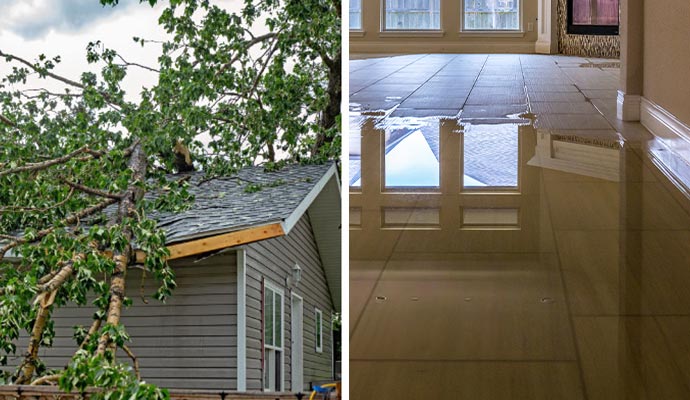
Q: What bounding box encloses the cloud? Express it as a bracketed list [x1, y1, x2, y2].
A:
[0, 0, 140, 40]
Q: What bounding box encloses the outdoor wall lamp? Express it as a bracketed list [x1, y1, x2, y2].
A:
[287, 263, 302, 288]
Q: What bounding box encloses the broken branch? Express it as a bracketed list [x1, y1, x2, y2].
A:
[122, 345, 140, 381]
[59, 177, 124, 200]
[0, 146, 95, 178]
[30, 374, 60, 386]
[0, 197, 118, 261]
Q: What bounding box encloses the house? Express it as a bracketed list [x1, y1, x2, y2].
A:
[6, 162, 341, 393]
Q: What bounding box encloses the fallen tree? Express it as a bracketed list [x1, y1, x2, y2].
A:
[0, 0, 340, 397]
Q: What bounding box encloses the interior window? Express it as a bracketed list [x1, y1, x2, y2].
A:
[463, 0, 520, 31]
[384, 0, 441, 30]
[350, 0, 362, 29]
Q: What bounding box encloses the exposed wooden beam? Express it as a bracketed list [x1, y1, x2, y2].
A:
[134, 223, 284, 263]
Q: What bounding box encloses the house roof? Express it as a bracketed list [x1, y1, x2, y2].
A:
[150, 162, 341, 312]
[152, 163, 337, 245]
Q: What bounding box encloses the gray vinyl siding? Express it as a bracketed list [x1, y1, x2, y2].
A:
[18, 253, 239, 390]
[245, 214, 334, 392]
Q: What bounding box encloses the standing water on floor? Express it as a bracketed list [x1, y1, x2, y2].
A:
[349, 54, 690, 399]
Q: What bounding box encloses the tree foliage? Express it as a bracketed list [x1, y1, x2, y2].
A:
[0, 0, 340, 395]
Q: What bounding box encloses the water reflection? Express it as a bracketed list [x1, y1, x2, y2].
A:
[463, 123, 519, 188]
[350, 112, 527, 191]
[384, 124, 440, 189]
[350, 110, 690, 399]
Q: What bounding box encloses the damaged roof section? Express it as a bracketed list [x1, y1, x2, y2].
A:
[148, 162, 337, 244]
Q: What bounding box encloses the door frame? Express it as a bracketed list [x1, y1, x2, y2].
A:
[291, 293, 304, 392]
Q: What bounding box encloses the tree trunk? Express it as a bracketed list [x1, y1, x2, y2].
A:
[14, 305, 51, 384]
[14, 256, 80, 384]
[97, 142, 147, 355]
[313, 52, 342, 155]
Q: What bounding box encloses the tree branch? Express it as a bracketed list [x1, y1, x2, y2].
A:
[0, 233, 21, 241]
[0, 50, 87, 91]
[0, 197, 118, 261]
[79, 318, 102, 350]
[14, 303, 51, 384]
[30, 374, 60, 386]
[0, 187, 75, 213]
[37, 260, 77, 293]
[59, 178, 124, 200]
[0, 114, 17, 128]
[0, 50, 122, 106]
[97, 142, 147, 356]
[0, 146, 99, 178]
[122, 345, 141, 380]
[115, 54, 159, 73]
[214, 32, 277, 77]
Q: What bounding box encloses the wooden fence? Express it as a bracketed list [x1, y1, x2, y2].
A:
[0, 386, 339, 400]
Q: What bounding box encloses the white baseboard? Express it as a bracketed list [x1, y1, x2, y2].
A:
[616, 91, 641, 121]
[350, 41, 536, 54]
[535, 40, 556, 54]
[640, 97, 690, 144]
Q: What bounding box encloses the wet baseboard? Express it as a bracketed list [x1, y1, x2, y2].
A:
[617, 91, 641, 122]
[640, 97, 690, 145]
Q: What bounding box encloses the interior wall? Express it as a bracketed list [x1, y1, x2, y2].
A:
[557, 0, 620, 58]
[642, 0, 690, 126]
[350, 0, 538, 54]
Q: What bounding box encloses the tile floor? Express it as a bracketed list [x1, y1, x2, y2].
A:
[349, 54, 690, 399]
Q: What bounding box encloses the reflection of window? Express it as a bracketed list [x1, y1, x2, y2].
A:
[383, 208, 440, 228]
[384, 0, 441, 30]
[349, 118, 362, 187]
[463, 124, 518, 189]
[350, 208, 362, 228]
[315, 309, 323, 353]
[264, 283, 283, 391]
[462, 208, 519, 227]
[463, 0, 521, 31]
[567, 0, 619, 35]
[385, 127, 440, 189]
[350, 0, 362, 29]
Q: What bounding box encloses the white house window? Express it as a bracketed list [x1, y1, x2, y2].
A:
[315, 308, 323, 353]
[350, 0, 362, 30]
[463, 0, 521, 31]
[264, 283, 283, 391]
[384, 0, 441, 30]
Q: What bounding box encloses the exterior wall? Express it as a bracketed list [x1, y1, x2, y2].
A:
[350, 0, 539, 54]
[245, 214, 334, 392]
[642, 0, 690, 126]
[9, 253, 239, 390]
[556, 0, 619, 58]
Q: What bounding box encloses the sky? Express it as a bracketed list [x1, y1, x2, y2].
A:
[0, 0, 168, 96]
[0, 0, 246, 97]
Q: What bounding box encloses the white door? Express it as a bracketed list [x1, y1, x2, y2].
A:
[291, 294, 304, 392]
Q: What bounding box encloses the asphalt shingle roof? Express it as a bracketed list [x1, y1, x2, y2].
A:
[150, 163, 334, 244]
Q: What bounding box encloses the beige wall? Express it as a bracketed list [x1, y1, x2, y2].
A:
[643, 0, 690, 125]
[351, 0, 539, 53]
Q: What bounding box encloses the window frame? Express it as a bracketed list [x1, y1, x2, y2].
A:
[263, 281, 284, 392]
[350, 0, 363, 31]
[315, 308, 323, 353]
[459, 0, 524, 34]
[567, 0, 619, 35]
[381, 127, 442, 193]
[380, 0, 443, 32]
[460, 123, 522, 193]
